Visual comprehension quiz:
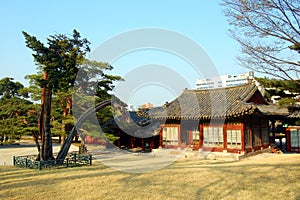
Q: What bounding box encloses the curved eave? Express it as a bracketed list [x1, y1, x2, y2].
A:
[255, 105, 289, 116]
[288, 111, 300, 119]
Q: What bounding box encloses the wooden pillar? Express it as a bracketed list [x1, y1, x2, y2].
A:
[249, 117, 253, 150]
[286, 127, 291, 152]
[188, 131, 192, 147]
[259, 118, 263, 147]
[159, 127, 163, 147]
[223, 122, 227, 150]
[241, 121, 245, 152]
[130, 137, 134, 148]
[133, 137, 136, 148]
[199, 122, 203, 148]
[271, 119, 276, 143]
[150, 139, 154, 150]
[279, 138, 282, 148]
[250, 129, 253, 150]
[178, 125, 181, 147]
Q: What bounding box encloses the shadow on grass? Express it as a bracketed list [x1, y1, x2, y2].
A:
[2, 158, 300, 199]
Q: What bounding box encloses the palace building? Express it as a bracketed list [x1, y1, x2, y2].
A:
[117, 83, 289, 154]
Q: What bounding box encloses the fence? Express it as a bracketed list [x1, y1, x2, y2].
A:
[13, 152, 92, 170]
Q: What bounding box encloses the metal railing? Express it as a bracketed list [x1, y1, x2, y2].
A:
[13, 152, 92, 170]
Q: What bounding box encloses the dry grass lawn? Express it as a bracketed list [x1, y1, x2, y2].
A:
[1, 153, 300, 200]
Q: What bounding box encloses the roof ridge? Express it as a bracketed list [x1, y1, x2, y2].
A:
[239, 84, 258, 102]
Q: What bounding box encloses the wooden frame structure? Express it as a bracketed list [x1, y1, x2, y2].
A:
[149, 84, 289, 154]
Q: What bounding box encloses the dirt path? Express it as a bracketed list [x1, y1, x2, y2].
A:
[0, 143, 79, 166]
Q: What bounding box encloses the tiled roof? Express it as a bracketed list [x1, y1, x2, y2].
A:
[288, 110, 300, 118]
[149, 83, 289, 120]
[256, 105, 289, 116]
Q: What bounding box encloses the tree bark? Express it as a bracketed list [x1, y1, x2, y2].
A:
[60, 97, 72, 145]
[41, 86, 54, 160]
[38, 72, 47, 160]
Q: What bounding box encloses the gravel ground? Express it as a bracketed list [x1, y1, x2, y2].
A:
[0, 142, 79, 166]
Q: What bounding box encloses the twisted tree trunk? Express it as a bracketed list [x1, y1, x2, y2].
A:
[56, 100, 111, 162]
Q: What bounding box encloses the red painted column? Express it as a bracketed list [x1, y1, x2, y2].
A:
[142, 138, 145, 151]
[249, 118, 253, 151]
[241, 121, 245, 152]
[199, 122, 203, 148]
[150, 139, 154, 150]
[223, 123, 227, 150]
[178, 125, 181, 147]
[286, 128, 291, 152]
[159, 127, 163, 147]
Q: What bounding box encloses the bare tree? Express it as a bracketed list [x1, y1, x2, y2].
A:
[221, 0, 300, 86]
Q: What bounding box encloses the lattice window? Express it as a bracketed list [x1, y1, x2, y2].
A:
[162, 127, 179, 145]
[291, 129, 300, 148]
[227, 130, 242, 149]
[203, 126, 223, 147]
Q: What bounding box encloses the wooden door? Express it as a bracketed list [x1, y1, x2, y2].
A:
[189, 130, 200, 150]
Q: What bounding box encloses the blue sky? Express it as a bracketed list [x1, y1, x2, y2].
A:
[0, 0, 248, 106]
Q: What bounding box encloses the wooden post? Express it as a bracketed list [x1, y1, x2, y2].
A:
[279, 138, 283, 148]
[249, 129, 253, 151]
[38, 161, 42, 170]
[249, 118, 253, 151]
[271, 119, 276, 143]
[259, 118, 263, 147]
[199, 122, 203, 148]
[150, 139, 154, 150]
[159, 127, 163, 147]
[286, 127, 291, 152]
[13, 156, 15, 166]
[241, 121, 245, 152]
[142, 138, 145, 151]
[223, 123, 227, 150]
[178, 125, 181, 147]
[89, 154, 92, 165]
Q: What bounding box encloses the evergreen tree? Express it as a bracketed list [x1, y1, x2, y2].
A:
[24, 30, 122, 161]
[23, 30, 90, 160]
[0, 78, 38, 145]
